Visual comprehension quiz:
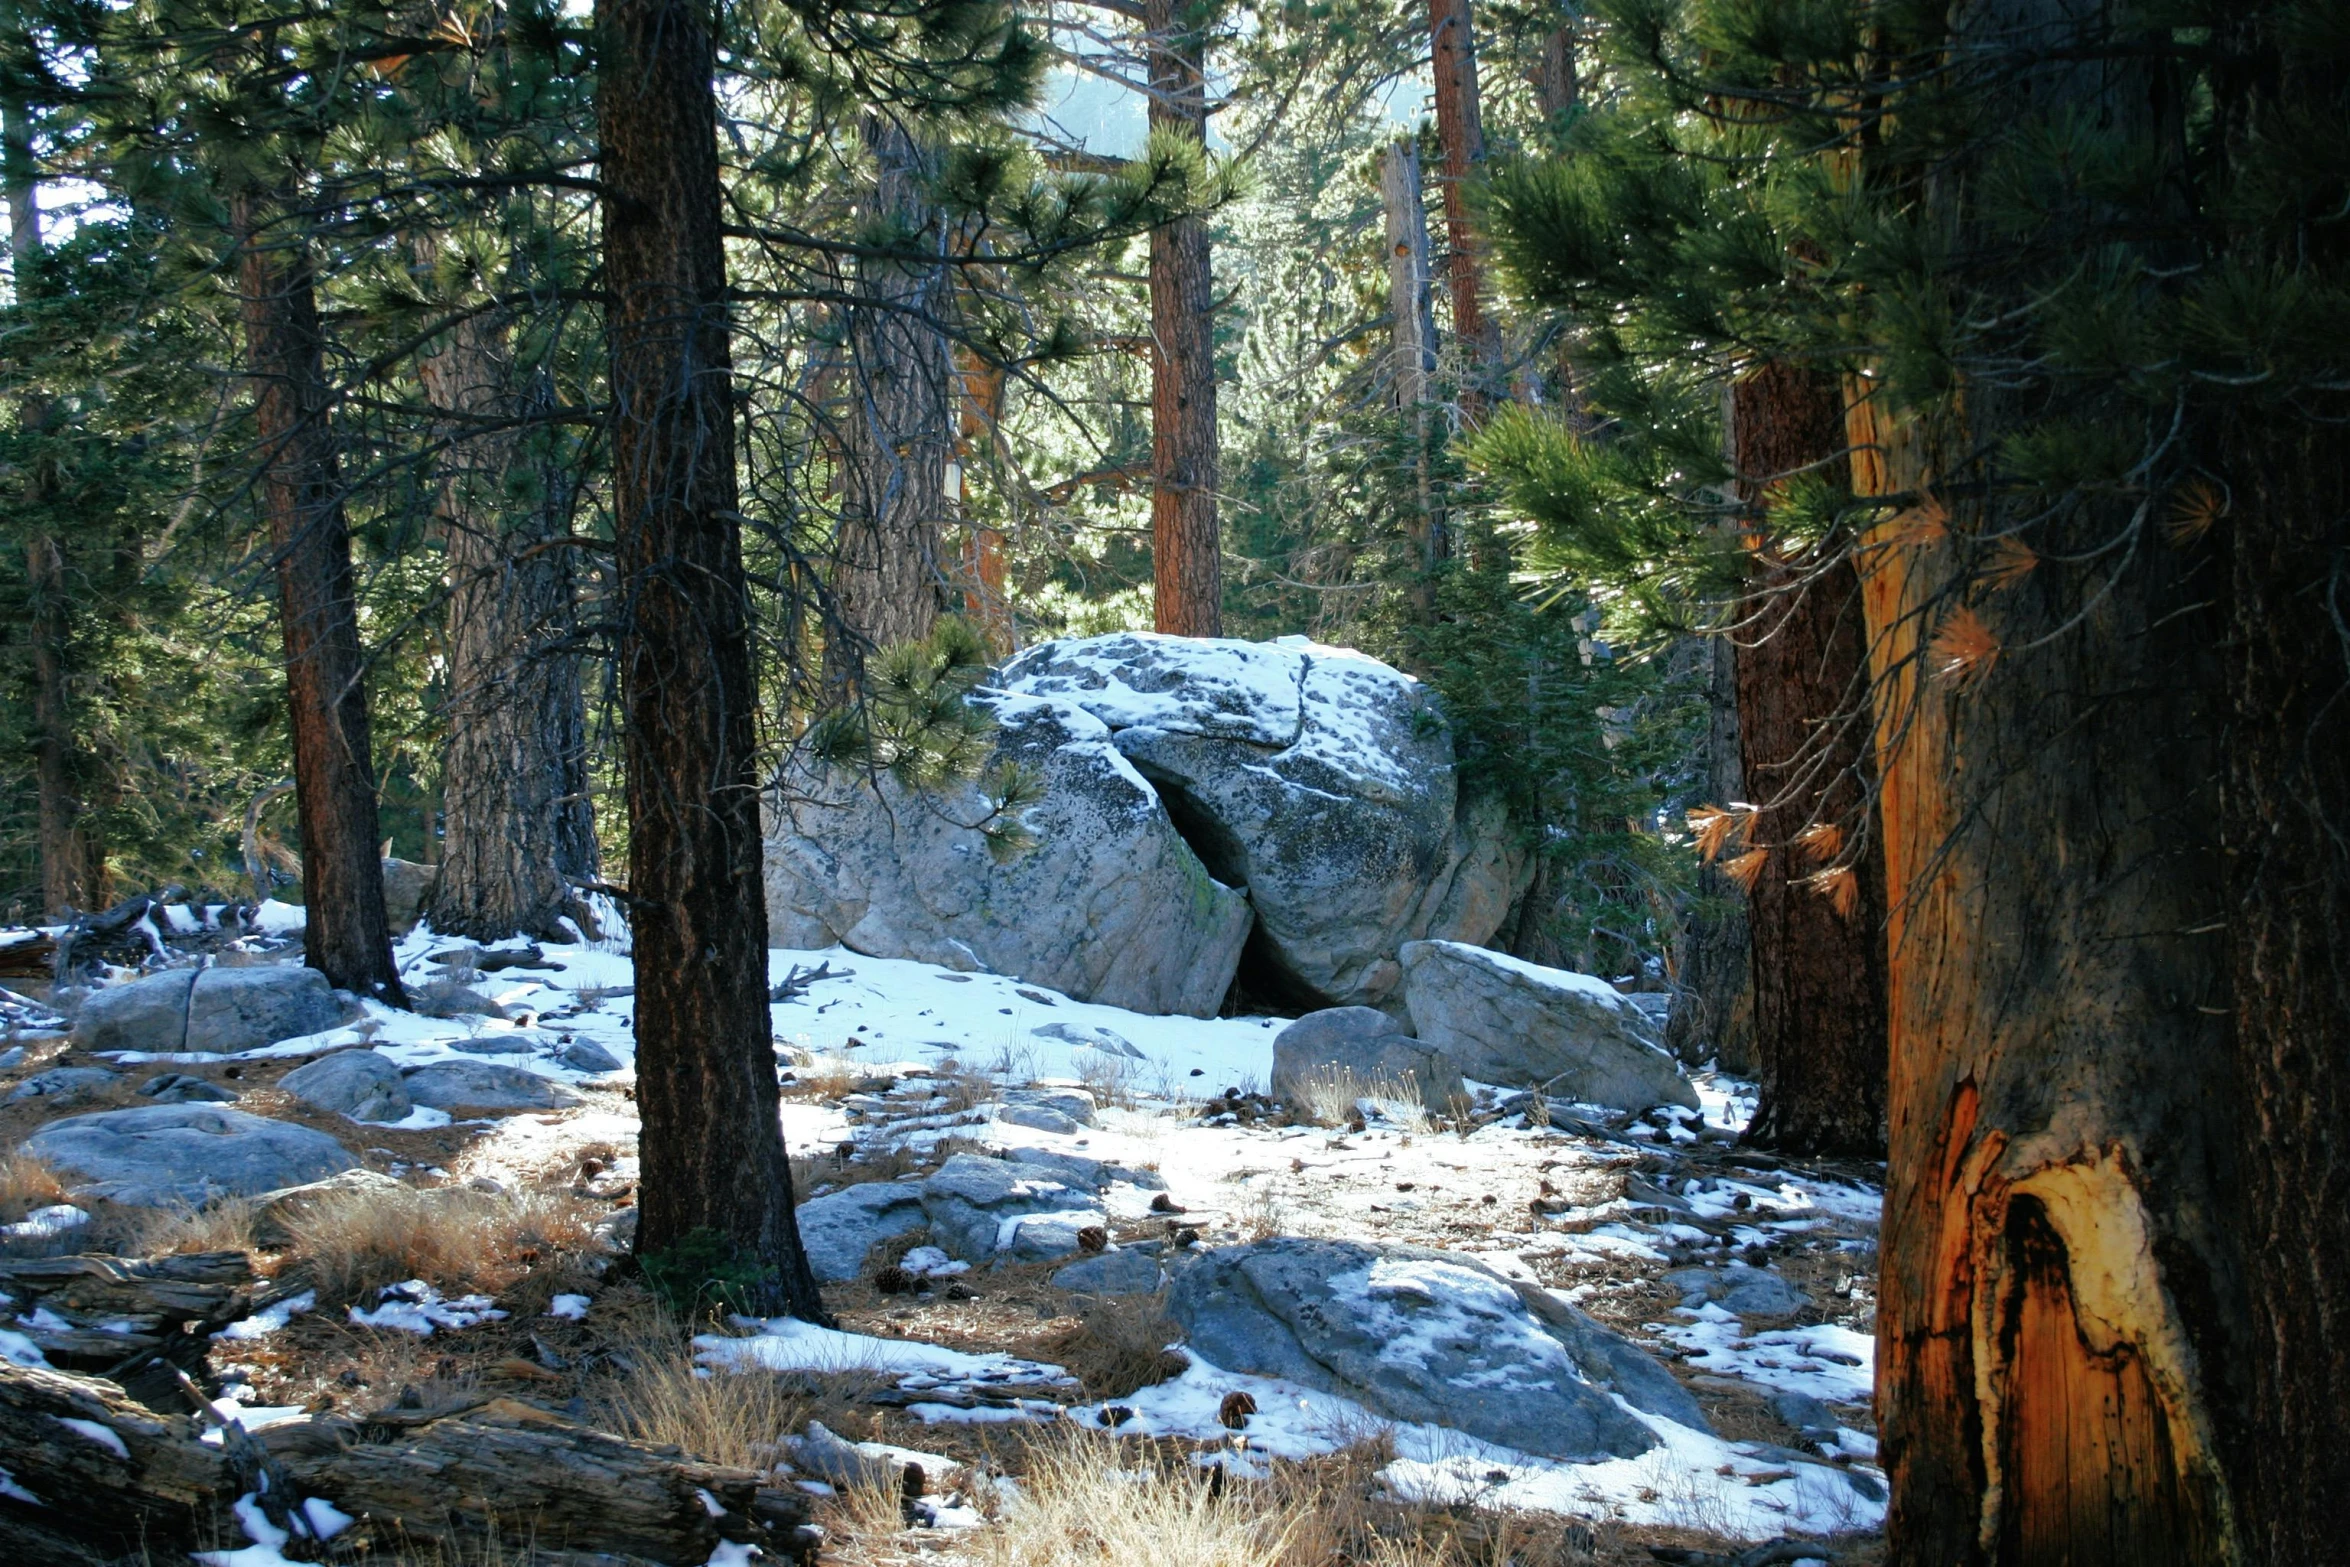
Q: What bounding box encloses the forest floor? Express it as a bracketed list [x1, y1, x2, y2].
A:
[1, 920, 1888, 1567]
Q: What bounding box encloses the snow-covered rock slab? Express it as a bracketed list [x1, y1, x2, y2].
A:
[1401, 940, 1697, 1109]
[766, 691, 1252, 1017]
[25, 1104, 358, 1207]
[999, 634, 1526, 1012]
[1166, 1237, 1700, 1462]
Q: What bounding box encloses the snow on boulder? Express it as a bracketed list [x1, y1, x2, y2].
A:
[71, 964, 345, 1055]
[1166, 1238, 1704, 1462]
[998, 634, 1527, 1012]
[917, 1151, 1109, 1265]
[24, 1104, 358, 1207]
[765, 689, 1251, 1017]
[1400, 940, 1697, 1110]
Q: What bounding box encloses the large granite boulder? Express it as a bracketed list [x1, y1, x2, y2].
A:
[794, 1180, 931, 1282]
[24, 1104, 358, 1207]
[380, 858, 438, 935]
[1167, 1238, 1704, 1461]
[999, 635, 1526, 1012]
[281, 1049, 413, 1124]
[916, 1151, 1106, 1264]
[1400, 940, 1697, 1109]
[71, 965, 344, 1055]
[402, 1059, 580, 1112]
[765, 690, 1251, 1017]
[1270, 1006, 1465, 1112]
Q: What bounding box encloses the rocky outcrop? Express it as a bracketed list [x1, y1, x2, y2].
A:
[794, 1181, 931, 1283]
[24, 1105, 358, 1207]
[766, 692, 1251, 1018]
[1399, 940, 1697, 1109]
[1269, 1007, 1464, 1111]
[71, 965, 344, 1055]
[999, 635, 1526, 1012]
[1167, 1238, 1703, 1461]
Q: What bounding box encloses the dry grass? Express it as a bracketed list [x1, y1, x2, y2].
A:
[781, 1052, 865, 1102]
[281, 1182, 599, 1308]
[592, 1332, 812, 1470]
[129, 1197, 258, 1256]
[0, 1153, 67, 1221]
[1041, 1290, 1190, 1399]
[1292, 1066, 1432, 1134]
[1070, 1049, 1139, 1110]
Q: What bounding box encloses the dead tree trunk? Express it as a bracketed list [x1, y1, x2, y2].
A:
[598, 0, 827, 1319]
[1145, 0, 1221, 637]
[231, 195, 404, 1005]
[834, 114, 954, 668]
[414, 236, 598, 942]
[2216, 29, 2350, 1561]
[1381, 136, 1444, 579]
[1533, 5, 1578, 121]
[1664, 633, 1754, 1073]
[1727, 364, 1886, 1158]
[1428, 0, 1502, 410]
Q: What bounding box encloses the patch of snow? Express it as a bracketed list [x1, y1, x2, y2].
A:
[19, 1305, 72, 1333]
[0, 1327, 49, 1368]
[302, 1497, 354, 1540]
[545, 1293, 590, 1321]
[0, 1204, 87, 1239]
[697, 1317, 1074, 1388]
[216, 1291, 316, 1341]
[0, 1464, 40, 1505]
[54, 1416, 129, 1459]
[1650, 1305, 1875, 1404]
[348, 1280, 506, 1336]
[251, 901, 307, 936]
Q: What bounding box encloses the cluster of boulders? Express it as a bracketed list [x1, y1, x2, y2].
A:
[766, 634, 1529, 1019]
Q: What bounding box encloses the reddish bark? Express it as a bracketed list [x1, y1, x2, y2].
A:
[1145, 0, 1221, 636]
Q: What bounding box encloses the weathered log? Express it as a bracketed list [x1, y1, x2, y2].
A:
[0, 1251, 262, 1375]
[0, 1359, 230, 1559]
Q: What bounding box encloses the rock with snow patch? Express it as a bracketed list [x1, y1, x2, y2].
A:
[135, 1073, 237, 1104]
[917, 1151, 1107, 1264]
[553, 1037, 623, 1074]
[1001, 1144, 1167, 1192]
[992, 1085, 1098, 1135]
[785, 1420, 962, 1490]
[793, 1180, 932, 1282]
[764, 691, 1252, 1018]
[24, 1103, 358, 1206]
[1270, 1006, 1464, 1112]
[281, 1049, 414, 1123]
[1031, 1021, 1145, 1059]
[70, 964, 344, 1055]
[1662, 1264, 1805, 1317]
[1399, 940, 1697, 1109]
[1167, 1237, 1703, 1461]
[8, 1066, 120, 1103]
[402, 1059, 580, 1112]
[998, 634, 1527, 1012]
[1052, 1248, 1164, 1296]
[449, 1034, 537, 1056]
[408, 978, 509, 1020]
[1767, 1388, 1840, 1442]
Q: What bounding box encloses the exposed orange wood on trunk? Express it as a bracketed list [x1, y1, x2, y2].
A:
[953, 352, 1012, 655]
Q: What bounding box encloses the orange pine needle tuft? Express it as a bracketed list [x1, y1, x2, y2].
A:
[1722, 847, 1770, 892]
[1929, 605, 2001, 684]
[1689, 805, 1742, 864]
[2165, 480, 2228, 546]
[1794, 820, 1844, 865]
[1982, 536, 2038, 592]
[1885, 494, 1948, 548]
[1807, 865, 1860, 917]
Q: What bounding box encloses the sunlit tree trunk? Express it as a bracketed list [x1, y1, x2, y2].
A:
[1145, 0, 1220, 636]
[954, 350, 1014, 654]
[598, 0, 826, 1318]
[1728, 364, 1886, 1157]
[231, 194, 403, 1004]
[1428, 0, 1501, 409]
[1381, 136, 1444, 580]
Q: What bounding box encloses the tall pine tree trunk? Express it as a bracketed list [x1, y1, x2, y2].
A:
[954, 351, 1013, 654]
[1665, 633, 1754, 1073]
[231, 196, 403, 1005]
[1728, 364, 1886, 1157]
[1145, 0, 1220, 637]
[1428, 0, 1500, 408]
[414, 241, 597, 941]
[1381, 137, 1444, 578]
[2216, 29, 2350, 1562]
[834, 115, 952, 664]
[598, 0, 825, 1319]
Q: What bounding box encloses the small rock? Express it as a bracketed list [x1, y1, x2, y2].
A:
[1661, 1264, 1806, 1317]
[1051, 1248, 1165, 1296]
[450, 1034, 537, 1056]
[281, 1049, 414, 1123]
[1768, 1388, 1839, 1441]
[554, 1037, 623, 1074]
[1400, 940, 1697, 1109]
[408, 978, 509, 1021]
[8, 1066, 120, 1103]
[137, 1072, 238, 1104]
[793, 1181, 930, 1282]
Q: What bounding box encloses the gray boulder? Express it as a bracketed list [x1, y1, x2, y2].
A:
[553, 1037, 624, 1074]
[71, 965, 345, 1055]
[136, 1073, 238, 1104]
[402, 1059, 580, 1112]
[1400, 940, 1697, 1109]
[1053, 1248, 1164, 1296]
[917, 1151, 1106, 1264]
[765, 692, 1252, 1018]
[795, 1180, 931, 1282]
[24, 1104, 358, 1207]
[380, 858, 437, 935]
[1270, 1007, 1465, 1112]
[1167, 1238, 1700, 1461]
[999, 635, 1527, 1012]
[1002, 1145, 1166, 1192]
[281, 1049, 413, 1123]
[1662, 1264, 1806, 1317]
[8, 1066, 120, 1103]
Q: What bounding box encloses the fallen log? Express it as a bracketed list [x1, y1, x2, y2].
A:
[0, 1361, 816, 1566]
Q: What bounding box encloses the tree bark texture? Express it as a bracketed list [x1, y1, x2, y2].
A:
[955, 350, 1014, 654]
[1381, 137, 1445, 576]
[1850, 396, 2241, 1567]
[597, 0, 826, 1319]
[1533, 9, 1578, 121]
[1665, 632, 1754, 1073]
[2216, 31, 2350, 1560]
[834, 114, 954, 667]
[232, 195, 404, 1005]
[1428, 0, 1502, 408]
[414, 239, 598, 942]
[1729, 364, 1887, 1158]
[1146, 0, 1221, 637]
